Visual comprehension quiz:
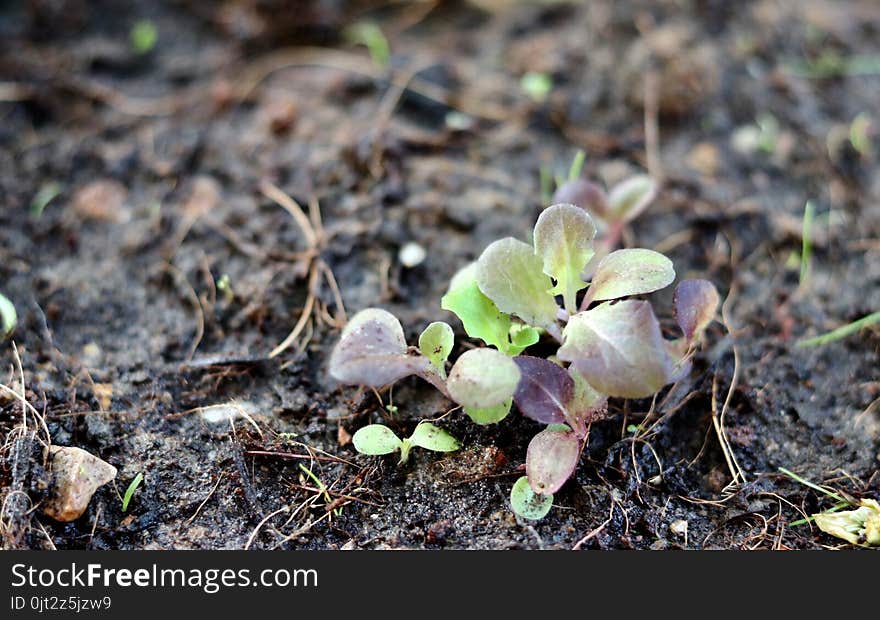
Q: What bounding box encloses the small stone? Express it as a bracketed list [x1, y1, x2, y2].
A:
[72, 180, 128, 222]
[43, 446, 117, 522]
[398, 242, 426, 268]
[687, 142, 720, 177]
[199, 401, 257, 425]
[91, 383, 113, 411]
[670, 519, 688, 537]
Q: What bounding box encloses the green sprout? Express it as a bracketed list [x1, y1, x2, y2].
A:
[0, 292, 16, 341]
[797, 311, 880, 347]
[800, 200, 815, 286]
[520, 72, 552, 103]
[567, 149, 586, 183]
[351, 422, 460, 464]
[30, 182, 62, 220]
[299, 463, 342, 517]
[849, 113, 872, 157]
[130, 20, 158, 55]
[122, 472, 144, 512]
[216, 273, 233, 303]
[345, 22, 390, 69]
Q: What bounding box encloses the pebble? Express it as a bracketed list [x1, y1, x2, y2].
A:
[43, 446, 117, 522]
[398, 242, 427, 268]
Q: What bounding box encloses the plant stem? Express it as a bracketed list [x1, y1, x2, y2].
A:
[796, 311, 880, 347]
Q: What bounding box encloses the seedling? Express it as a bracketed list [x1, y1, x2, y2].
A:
[352, 422, 460, 464]
[330, 197, 719, 519]
[121, 472, 144, 512]
[30, 182, 62, 219]
[0, 292, 16, 341]
[345, 22, 390, 69]
[521, 72, 553, 103]
[130, 20, 158, 55]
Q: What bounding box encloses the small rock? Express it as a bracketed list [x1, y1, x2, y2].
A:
[687, 142, 720, 177]
[72, 180, 128, 222]
[669, 519, 688, 538]
[43, 446, 117, 522]
[91, 383, 113, 411]
[398, 242, 426, 268]
[200, 401, 258, 425]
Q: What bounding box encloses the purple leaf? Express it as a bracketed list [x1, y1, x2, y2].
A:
[673, 279, 720, 345]
[558, 300, 672, 398]
[551, 180, 608, 217]
[526, 428, 580, 495]
[568, 368, 608, 430]
[513, 356, 573, 425]
[329, 308, 431, 387]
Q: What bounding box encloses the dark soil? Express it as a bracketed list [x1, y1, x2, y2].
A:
[1, 0, 879, 550]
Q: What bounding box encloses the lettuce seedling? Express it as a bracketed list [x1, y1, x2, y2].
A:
[352, 422, 460, 464]
[330, 199, 720, 520]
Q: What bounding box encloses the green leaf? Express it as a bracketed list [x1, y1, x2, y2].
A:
[510, 476, 553, 520]
[476, 237, 559, 331]
[558, 301, 672, 398]
[606, 175, 656, 223]
[408, 423, 460, 453]
[0, 292, 16, 340]
[533, 204, 597, 314]
[418, 322, 454, 378]
[352, 425, 404, 456]
[121, 472, 144, 512]
[441, 263, 513, 352]
[447, 348, 521, 410]
[464, 398, 513, 425]
[587, 248, 675, 303]
[520, 72, 552, 103]
[509, 324, 541, 354]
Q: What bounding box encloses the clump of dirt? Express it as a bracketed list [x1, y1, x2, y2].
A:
[1, 0, 878, 550]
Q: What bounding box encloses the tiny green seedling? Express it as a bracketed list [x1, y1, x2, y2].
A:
[330, 180, 720, 520]
[345, 22, 390, 69]
[130, 20, 158, 55]
[0, 292, 16, 341]
[521, 72, 553, 103]
[352, 422, 460, 464]
[30, 182, 62, 219]
[122, 472, 144, 512]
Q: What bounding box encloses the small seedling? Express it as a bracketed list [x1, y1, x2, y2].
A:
[330, 193, 720, 520]
[345, 22, 390, 69]
[121, 472, 144, 512]
[352, 422, 460, 464]
[30, 182, 62, 219]
[520, 72, 552, 103]
[0, 292, 16, 341]
[130, 20, 158, 55]
[800, 200, 815, 286]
